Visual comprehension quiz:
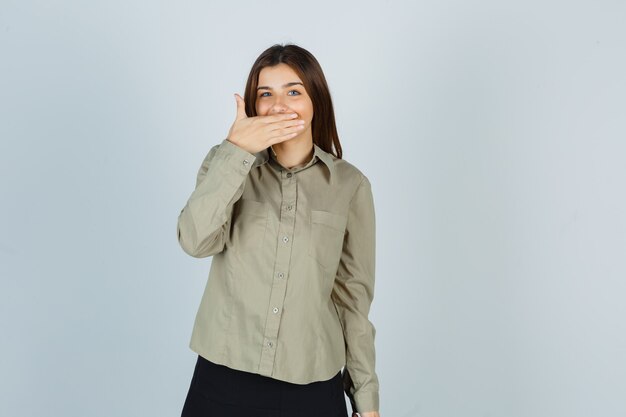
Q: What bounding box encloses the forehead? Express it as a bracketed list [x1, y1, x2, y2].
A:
[258, 63, 302, 85]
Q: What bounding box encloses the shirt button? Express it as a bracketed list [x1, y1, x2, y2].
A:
[283, 236, 289, 243]
[277, 272, 284, 278]
[267, 341, 273, 348]
[243, 159, 249, 165]
[273, 307, 279, 314]
[286, 172, 292, 178]
[286, 204, 293, 211]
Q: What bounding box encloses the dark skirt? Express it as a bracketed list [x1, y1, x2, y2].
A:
[181, 354, 349, 417]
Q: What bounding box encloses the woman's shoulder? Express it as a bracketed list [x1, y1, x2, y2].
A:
[331, 154, 370, 186]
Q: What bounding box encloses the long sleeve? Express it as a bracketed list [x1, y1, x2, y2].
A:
[331, 175, 380, 414]
[177, 138, 257, 258]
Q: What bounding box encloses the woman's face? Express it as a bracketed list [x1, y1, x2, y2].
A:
[255, 63, 314, 142]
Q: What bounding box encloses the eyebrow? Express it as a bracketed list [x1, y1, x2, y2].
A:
[257, 82, 304, 90]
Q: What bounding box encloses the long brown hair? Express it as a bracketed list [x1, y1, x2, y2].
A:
[243, 43, 343, 159]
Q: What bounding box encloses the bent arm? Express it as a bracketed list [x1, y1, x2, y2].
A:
[177, 138, 257, 258]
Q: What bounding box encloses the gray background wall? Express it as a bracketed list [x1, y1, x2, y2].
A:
[1, 1, 625, 416]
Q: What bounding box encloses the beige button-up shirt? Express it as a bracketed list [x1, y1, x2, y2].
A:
[176, 138, 379, 413]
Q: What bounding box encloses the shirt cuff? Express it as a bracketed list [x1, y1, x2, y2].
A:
[216, 138, 257, 169]
[354, 390, 379, 414]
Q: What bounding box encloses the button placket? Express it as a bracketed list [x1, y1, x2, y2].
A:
[258, 168, 298, 377]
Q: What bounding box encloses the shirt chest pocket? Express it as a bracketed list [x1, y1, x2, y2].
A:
[232, 199, 269, 254]
[308, 210, 348, 271]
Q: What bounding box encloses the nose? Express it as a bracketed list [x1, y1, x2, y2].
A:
[269, 96, 290, 115]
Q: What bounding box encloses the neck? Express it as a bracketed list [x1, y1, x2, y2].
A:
[270, 137, 314, 170]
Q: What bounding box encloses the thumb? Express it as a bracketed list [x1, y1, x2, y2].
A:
[234, 93, 247, 120]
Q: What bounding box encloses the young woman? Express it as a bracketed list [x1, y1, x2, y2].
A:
[177, 43, 380, 417]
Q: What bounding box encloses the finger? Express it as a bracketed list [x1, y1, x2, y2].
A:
[264, 121, 305, 138]
[257, 112, 299, 124]
[234, 93, 247, 121]
[267, 128, 302, 144]
[267, 118, 306, 131]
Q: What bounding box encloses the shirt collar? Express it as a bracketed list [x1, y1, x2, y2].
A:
[252, 143, 336, 185]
